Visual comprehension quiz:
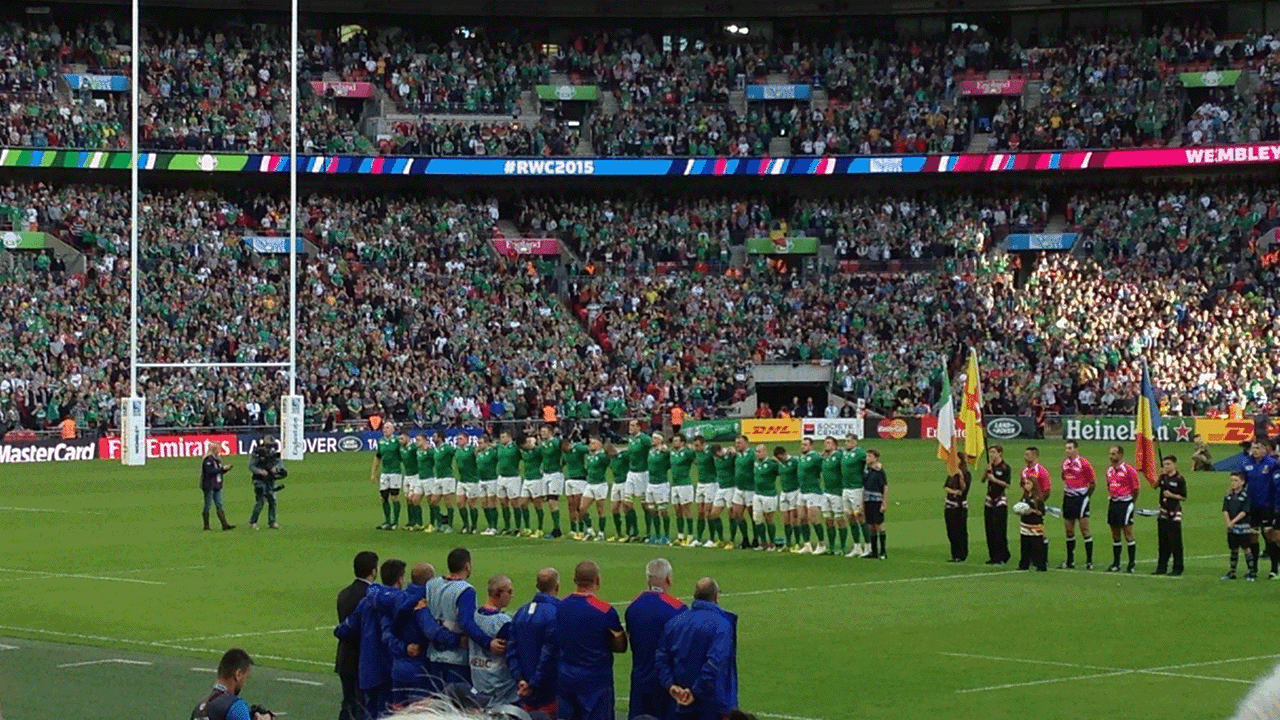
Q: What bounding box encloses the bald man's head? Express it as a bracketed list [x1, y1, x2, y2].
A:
[536, 567, 560, 595]
[693, 577, 719, 603]
[411, 562, 434, 586]
[573, 561, 600, 590]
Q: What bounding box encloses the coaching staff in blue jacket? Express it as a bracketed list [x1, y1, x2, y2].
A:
[335, 558, 406, 719]
[625, 558, 686, 720]
[655, 578, 738, 720]
[508, 567, 561, 714]
[336, 552, 378, 720]
[544, 560, 627, 720]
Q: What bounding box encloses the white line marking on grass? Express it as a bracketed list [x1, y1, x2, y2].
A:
[938, 652, 1117, 672]
[0, 625, 330, 667]
[190, 667, 209, 673]
[0, 568, 165, 585]
[0, 644, 17, 651]
[959, 669, 1135, 693]
[610, 569, 1009, 607]
[58, 659, 153, 668]
[949, 652, 1279, 693]
[166, 627, 325, 643]
[0, 506, 106, 516]
[101, 565, 208, 575]
[277, 677, 323, 687]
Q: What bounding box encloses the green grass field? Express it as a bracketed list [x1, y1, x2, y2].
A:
[0, 439, 1271, 720]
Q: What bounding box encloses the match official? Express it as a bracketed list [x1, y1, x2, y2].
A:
[201, 442, 235, 531]
[655, 578, 738, 720]
[625, 558, 687, 719]
[1104, 446, 1140, 573]
[191, 648, 255, 720]
[509, 568, 561, 714]
[545, 560, 627, 720]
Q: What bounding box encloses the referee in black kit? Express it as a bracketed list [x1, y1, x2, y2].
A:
[202, 442, 236, 531]
[1153, 455, 1187, 576]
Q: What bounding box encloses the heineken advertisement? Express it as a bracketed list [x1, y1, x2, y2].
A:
[1179, 70, 1242, 88]
[1062, 416, 1195, 443]
[0, 231, 47, 250]
[536, 84, 600, 101]
[746, 236, 819, 254]
[680, 418, 739, 442]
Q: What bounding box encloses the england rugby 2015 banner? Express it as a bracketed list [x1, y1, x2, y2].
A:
[959, 79, 1025, 96]
[309, 81, 375, 98]
[7, 142, 1280, 176]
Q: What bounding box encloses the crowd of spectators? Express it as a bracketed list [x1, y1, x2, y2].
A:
[384, 115, 577, 156]
[12, 18, 1280, 156]
[2, 173, 1279, 435]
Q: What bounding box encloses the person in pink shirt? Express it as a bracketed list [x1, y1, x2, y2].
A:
[1022, 447, 1053, 567]
[1060, 440, 1098, 570]
[1105, 445, 1141, 573]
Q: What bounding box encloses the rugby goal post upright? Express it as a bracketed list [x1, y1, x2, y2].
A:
[121, 0, 304, 465]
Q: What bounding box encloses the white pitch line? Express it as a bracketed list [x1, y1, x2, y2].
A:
[58, 658, 153, 668]
[958, 669, 1135, 693]
[1146, 654, 1280, 672]
[938, 652, 1117, 672]
[0, 644, 17, 651]
[277, 677, 323, 687]
[0, 625, 330, 667]
[1140, 670, 1253, 685]
[0, 506, 106, 516]
[165, 627, 325, 643]
[190, 667, 209, 673]
[0, 568, 164, 586]
[610, 569, 1009, 606]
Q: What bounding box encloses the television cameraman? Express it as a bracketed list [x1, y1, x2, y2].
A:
[248, 435, 287, 530]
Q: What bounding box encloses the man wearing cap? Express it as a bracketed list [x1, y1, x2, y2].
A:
[655, 578, 738, 720]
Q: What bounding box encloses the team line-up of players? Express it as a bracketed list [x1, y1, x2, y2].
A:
[369, 421, 889, 558]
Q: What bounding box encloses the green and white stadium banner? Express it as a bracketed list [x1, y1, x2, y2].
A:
[746, 236, 819, 254]
[681, 418, 740, 441]
[536, 85, 600, 101]
[1179, 70, 1242, 88]
[0, 231, 47, 250]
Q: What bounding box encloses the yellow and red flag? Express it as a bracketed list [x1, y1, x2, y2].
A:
[959, 348, 986, 462]
[1135, 363, 1162, 488]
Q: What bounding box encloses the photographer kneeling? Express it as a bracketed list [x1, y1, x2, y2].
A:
[248, 435, 287, 530]
[192, 648, 276, 720]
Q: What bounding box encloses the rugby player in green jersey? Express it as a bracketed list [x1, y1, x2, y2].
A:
[753, 445, 781, 551]
[454, 433, 479, 534]
[539, 425, 566, 538]
[495, 431, 523, 535]
[580, 437, 611, 540]
[841, 434, 870, 557]
[370, 422, 403, 530]
[561, 436, 590, 539]
[795, 437, 827, 554]
[646, 433, 672, 544]
[669, 434, 697, 546]
[691, 436, 719, 547]
[775, 446, 800, 550]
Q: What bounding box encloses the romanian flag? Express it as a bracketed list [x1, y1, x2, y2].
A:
[937, 365, 960, 476]
[1135, 363, 1162, 488]
[959, 348, 986, 462]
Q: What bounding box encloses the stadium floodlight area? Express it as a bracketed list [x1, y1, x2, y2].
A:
[120, 0, 304, 465]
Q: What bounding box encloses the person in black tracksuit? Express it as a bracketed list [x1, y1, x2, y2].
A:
[1017, 473, 1048, 571]
[1154, 455, 1188, 576]
[982, 445, 1012, 564]
[944, 462, 970, 562]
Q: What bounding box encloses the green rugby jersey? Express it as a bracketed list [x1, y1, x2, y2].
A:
[586, 449, 610, 484]
[627, 432, 652, 473]
[434, 443, 457, 480]
[734, 450, 754, 491]
[714, 452, 735, 488]
[401, 440, 419, 476]
[777, 455, 799, 493]
[496, 442, 521, 477]
[841, 446, 867, 490]
[520, 445, 543, 481]
[609, 452, 629, 484]
[822, 450, 843, 494]
[648, 446, 671, 483]
[455, 444, 478, 483]
[798, 450, 824, 494]
[669, 447, 695, 486]
[417, 444, 436, 477]
[376, 436, 402, 474]
[754, 457, 780, 496]
[477, 446, 499, 480]
[541, 436, 564, 474]
[563, 442, 589, 479]
[694, 449, 716, 487]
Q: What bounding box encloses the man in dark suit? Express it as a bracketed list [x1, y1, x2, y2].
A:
[337, 551, 378, 720]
